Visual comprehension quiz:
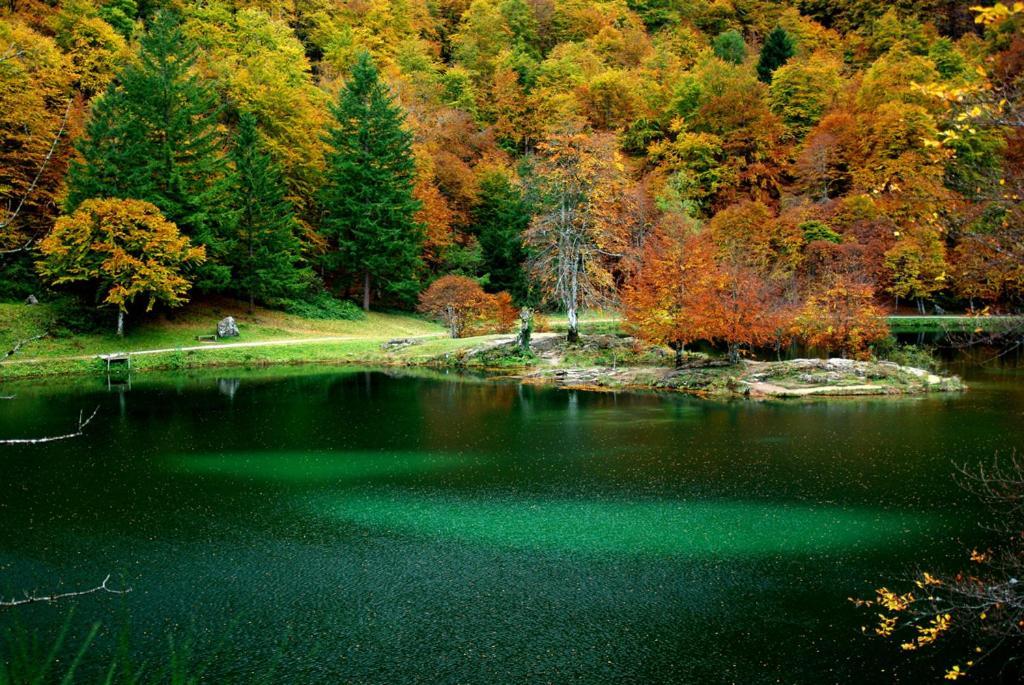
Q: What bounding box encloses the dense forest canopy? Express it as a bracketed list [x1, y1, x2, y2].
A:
[2, 0, 1023, 348]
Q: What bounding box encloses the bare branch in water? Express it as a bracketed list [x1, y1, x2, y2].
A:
[0, 406, 99, 445]
[0, 574, 131, 608]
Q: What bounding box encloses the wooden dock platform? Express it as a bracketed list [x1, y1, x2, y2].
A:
[97, 352, 131, 371]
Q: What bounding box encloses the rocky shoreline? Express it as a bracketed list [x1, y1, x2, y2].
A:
[438, 335, 965, 399]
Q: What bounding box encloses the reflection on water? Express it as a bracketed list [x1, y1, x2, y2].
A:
[0, 363, 1022, 682]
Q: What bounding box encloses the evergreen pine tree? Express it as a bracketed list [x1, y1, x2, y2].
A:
[757, 27, 795, 83]
[227, 113, 309, 313]
[66, 11, 230, 289]
[99, 0, 139, 39]
[712, 30, 746, 65]
[319, 52, 423, 311]
[473, 170, 530, 303]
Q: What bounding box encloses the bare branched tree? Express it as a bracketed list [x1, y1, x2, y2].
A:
[0, 99, 73, 256]
[526, 130, 632, 342]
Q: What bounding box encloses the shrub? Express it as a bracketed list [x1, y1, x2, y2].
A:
[275, 292, 365, 320]
[873, 339, 941, 371]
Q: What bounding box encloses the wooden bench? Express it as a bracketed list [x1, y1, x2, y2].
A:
[195, 334, 218, 343]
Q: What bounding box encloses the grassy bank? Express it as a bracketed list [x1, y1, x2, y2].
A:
[1, 299, 474, 380]
[0, 301, 973, 396]
[886, 315, 1024, 334]
[1, 299, 442, 357]
[533, 313, 1024, 337]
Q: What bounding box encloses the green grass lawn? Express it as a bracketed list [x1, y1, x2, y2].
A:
[1, 298, 444, 359]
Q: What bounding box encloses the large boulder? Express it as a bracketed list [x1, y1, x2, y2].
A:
[24, 294, 38, 305]
[217, 316, 240, 338]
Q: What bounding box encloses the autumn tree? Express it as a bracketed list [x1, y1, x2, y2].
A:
[793, 277, 889, 358]
[525, 129, 630, 342]
[36, 199, 205, 336]
[622, 217, 710, 366]
[65, 10, 230, 289]
[225, 113, 309, 313]
[417, 275, 512, 338]
[793, 111, 858, 200]
[183, 5, 328, 210]
[670, 55, 786, 207]
[688, 251, 793, 364]
[707, 200, 801, 276]
[0, 18, 73, 267]
[50, 0, 128, 95]
[319, 51, 423, 311]
[884, 227, 947, 312]
[768, 52, 843, 139]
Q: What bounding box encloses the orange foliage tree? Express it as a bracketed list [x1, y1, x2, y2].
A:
[622, 218, 711, 366]
[793, 277, 889, 358]
[417, 274, 515, 338]
[688, 252, 794, 364]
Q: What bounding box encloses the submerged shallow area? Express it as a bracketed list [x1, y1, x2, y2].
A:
[1, 363, 1021, 682]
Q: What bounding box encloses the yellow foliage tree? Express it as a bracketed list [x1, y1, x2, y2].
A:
[36, 199, 206, 336]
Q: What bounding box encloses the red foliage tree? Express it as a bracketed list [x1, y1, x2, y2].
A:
[417, 275, 516, 338]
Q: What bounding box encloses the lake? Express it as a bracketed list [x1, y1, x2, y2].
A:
[1, 360, 1022, 683]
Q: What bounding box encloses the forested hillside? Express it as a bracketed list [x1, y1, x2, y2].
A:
[2, 0, 1022, 353]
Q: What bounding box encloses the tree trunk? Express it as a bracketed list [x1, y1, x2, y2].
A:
[728, 342, 740, 365]
[248, 290, 255, 315]
[516, 308, 532, 351]
[445, 305, 459, 339]
[363, 271, 371, 312]
[672, 341, 684, 369]
[566, 306, 579, 344]
[116, 310, 124, 337]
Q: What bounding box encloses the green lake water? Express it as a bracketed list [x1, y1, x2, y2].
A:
[1, 361, 1023, 682]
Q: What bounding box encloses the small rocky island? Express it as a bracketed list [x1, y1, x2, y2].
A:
[430, 334, 964, 399]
